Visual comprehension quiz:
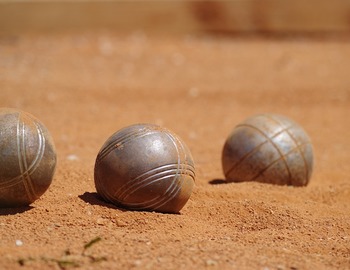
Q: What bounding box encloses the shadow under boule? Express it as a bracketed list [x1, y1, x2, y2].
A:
[0, 205, 34, 216]
[208, 178, 227, 185]
[78, 191, 126, 211]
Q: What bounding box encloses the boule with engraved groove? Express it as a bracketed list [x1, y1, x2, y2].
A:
[0, 108, 57, 207]
[222, 113, 313, 186]
[94, 124, 195, 213]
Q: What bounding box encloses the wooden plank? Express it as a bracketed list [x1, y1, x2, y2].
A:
[0, 1, 195, 34]
[1, 0, 350, 34]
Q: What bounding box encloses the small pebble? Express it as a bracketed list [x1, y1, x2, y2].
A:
[96, 218, 105, 225]
[206, 259, 218, 266]
[116, 220, 127, 227]
[15, 240, 23, 246]
[66, 154, 79, 161]
[133, 259, 142, 267]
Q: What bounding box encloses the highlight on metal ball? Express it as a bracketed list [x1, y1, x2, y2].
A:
[0, 108, 57, 207]
[94, 123, 196, 214]
[222, 113, 313, 186]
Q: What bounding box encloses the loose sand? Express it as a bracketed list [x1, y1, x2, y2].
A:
[0, 32, 349, 269]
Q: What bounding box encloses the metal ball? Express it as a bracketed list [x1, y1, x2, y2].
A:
[222, 114, 314, 186]
[94, 124, 195, 213]
[0, 108, 57, 207]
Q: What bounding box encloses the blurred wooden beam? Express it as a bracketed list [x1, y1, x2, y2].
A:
[1, 0, 350, 34]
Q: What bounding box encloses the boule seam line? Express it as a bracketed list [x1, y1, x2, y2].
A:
[17, 113, 40, 201]
[0, 120, 45, 189]
[122, 131, 185, 210]
[115, 164, 195, 200]
[97, 129, 157, 163]
[233, 123, 293, 185]
[225, 124, 294, 178]
[264, 114, 310, 184]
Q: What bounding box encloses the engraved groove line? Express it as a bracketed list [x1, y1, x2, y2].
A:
[120, 172, 191, 207]
[25, 117, 45, 200]
[147, 132, 183, 209]
[114, 164, 194, 198]
[98, 130, 193, 211]
[21, 115, 45, 200]
[115, 164, 195, 201]
[0, 117, 45, 190]
[227, 123, 293, 184]
[97, 129, 157, 162]
[17, 114, 34, 201]
[284, 129, 310, 183]
[225, 124, 293, 178]
[250, 141, 311, 182]
[263, 115, 310, 184]
[124, 132, 185, 210]
[20, 116, 34, 201]
[149, 132, 185, 211]
[97, 129, 150, 161]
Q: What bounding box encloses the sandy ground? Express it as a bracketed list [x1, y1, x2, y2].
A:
[0, 31, 349, 270]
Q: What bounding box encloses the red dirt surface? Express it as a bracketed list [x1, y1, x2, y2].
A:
[0, 32, 349, 270]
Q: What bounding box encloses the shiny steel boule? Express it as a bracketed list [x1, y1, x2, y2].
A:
[0, 108, 57, 207]
[222, 114, 313, 186]
[94, 124, 195, 213]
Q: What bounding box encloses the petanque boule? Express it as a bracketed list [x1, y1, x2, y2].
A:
[94, 123, 196, 213]
[222, 113, 313, 186]
[0, 108, 57, 207]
